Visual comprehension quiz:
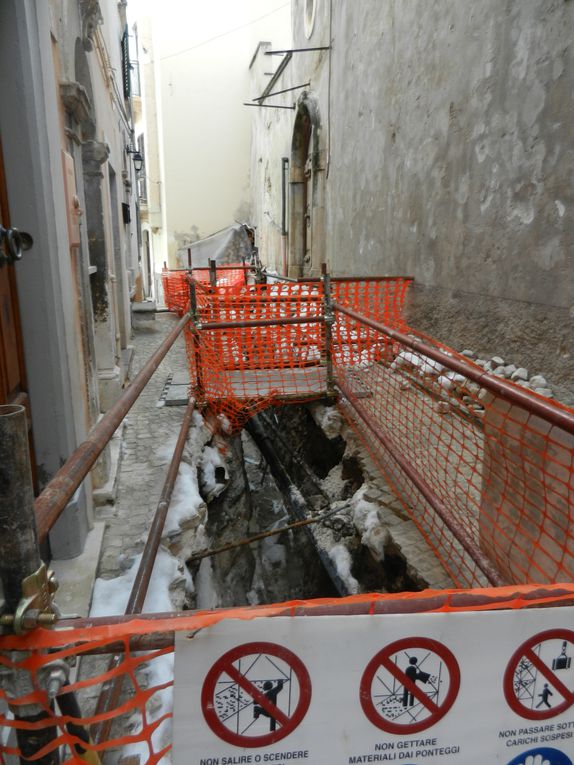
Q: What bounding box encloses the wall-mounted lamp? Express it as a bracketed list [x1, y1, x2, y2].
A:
[126, 145, 144, 173]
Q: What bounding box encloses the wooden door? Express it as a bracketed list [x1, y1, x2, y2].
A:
[0, 140, 36, 488]
[0, 141, 28, 407]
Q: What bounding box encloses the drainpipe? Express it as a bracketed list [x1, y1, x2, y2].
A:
[281, 157, 289, 276]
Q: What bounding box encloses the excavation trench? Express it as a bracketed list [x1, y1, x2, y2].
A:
[186, 403, 429, 609]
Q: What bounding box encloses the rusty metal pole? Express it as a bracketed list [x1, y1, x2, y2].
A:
[321, 263, 336, 399]
[34, 313, 189, 542]
[91, 399, 196, 744]
[188, 278, 205, 404]
[209, 258, 217, 289]
[0, 405, 59, 765]
[0, 405, 42, 611]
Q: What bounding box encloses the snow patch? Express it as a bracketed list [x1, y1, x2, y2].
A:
[90, 547, 188, 617]
[329, 544, 360, 594]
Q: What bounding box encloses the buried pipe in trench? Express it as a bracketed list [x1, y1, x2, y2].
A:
[245, 413, 349, 596]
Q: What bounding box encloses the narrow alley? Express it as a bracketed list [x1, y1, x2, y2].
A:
[0, 1, 573, 764]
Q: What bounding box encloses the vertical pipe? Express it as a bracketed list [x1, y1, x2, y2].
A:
[0, 405, 41, 610]
[188, 279, 204, 403]
[209, 258, 217, 289]
[281, 157, 289, 235]
[0, 405, 59, 765]
[321, 264, 335, 398]
[91, 400, 196, 745]
[187, 247, 192, 270]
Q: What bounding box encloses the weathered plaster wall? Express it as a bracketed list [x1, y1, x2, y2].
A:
[143, 0, 292, 263]
[249, 0, 574, 402]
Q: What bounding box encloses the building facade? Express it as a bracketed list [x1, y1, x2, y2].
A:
[249, 0, 574, 403]
[0, 0, 141, 556]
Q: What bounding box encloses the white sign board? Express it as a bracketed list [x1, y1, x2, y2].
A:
[174, 607, 574, 765]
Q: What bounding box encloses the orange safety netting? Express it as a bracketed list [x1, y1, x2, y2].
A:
[1, 586, 574, 764]
[184, 277, 412, 431]
[333, 308, 574, 589]
[164, 269, 574, 588]
[161, 266, 248, 315]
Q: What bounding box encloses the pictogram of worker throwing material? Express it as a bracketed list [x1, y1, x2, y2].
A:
[504, 629, 574, 721]
[201, 641, 311, 747]
[360, 637, 460, 735]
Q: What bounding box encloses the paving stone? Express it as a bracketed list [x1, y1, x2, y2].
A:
[96, 314, 190, 579]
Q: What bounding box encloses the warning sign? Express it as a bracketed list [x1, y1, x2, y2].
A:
[201, 641, 311, 747]
[173, 606, 574, 765]
[359, 637, 460, 734]
[506, 746, 573, 765]
[504, 630, 574, 720]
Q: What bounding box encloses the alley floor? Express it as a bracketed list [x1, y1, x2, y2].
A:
[50, 310, 193, 617]
[97, 312, 190, 580]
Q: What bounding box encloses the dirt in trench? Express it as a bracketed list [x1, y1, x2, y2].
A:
[187, 404, 427, 610]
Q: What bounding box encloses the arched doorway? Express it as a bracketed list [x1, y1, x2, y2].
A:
[288, 93, 325, 277]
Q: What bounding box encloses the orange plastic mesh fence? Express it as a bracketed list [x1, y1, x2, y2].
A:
[161, 267, 249, 315]
[1, 586, 574, 763]
[161, 270, 189, 315]
[184, 277, 412, 431]
[333, 305, 574, 589]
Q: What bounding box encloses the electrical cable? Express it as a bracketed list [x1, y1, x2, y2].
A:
[160, 2, 290, 62]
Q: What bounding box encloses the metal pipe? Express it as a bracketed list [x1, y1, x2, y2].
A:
[53, 582, 574, 637]
[189, 504, 345, 563]
[0, 405, 59, 763]
[245, 414, 348, 596]
[333, 302, 574, 435]
[301, 275, 415, 283]
[177, 265, 253, 272]
[188, 280, 204, 402]
[209, 259, 217, 288]
[200, 315, 324, 330]
[242, 103, 296, 110]
[91, 399, 195, 744]
[34, 313, 189, 543]
[253, 83, 310, 101]
[337, 377, 505, 587]
[321, 264, 335, 397]
[128, 399, 195, 612]
[0, 405, 41, 611]
[281, 157, 289, 236]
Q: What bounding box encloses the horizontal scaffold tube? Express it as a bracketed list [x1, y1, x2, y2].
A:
[34, 313, 189, 542]
[333, 302, 574, 435]
[336, 377, 506, 587]
[199, 315, 324, 330]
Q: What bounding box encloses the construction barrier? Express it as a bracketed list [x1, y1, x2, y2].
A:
[184, 276, 412, 431]
[164, 270, 574, 587]
[1, 586, 574, 763]
[333, 305, 574, 589]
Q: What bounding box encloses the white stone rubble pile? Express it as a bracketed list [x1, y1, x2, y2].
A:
[460, 349, 554, 398]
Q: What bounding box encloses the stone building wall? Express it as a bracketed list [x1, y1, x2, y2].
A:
[249, 0, 574, 403]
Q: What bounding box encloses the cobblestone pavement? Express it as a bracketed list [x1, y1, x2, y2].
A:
[96, 313, 190, 579]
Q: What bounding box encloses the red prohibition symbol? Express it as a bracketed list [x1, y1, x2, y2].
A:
[360, 637, 460, 735]
[201, 641, 312, 748]
[504, 629, 574, 720]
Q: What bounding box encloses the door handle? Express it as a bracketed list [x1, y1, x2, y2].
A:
[0, 226, 33, 267]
